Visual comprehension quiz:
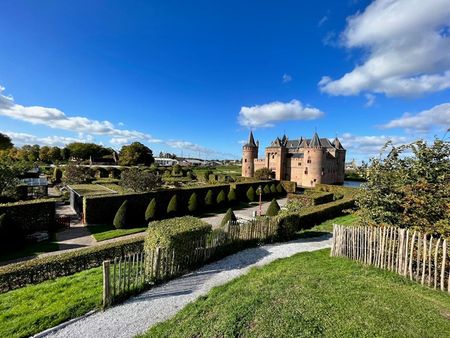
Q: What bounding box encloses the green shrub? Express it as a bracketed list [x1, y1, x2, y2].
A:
[145, 198, 157, 222]
[145, 216, 211, 272]
[227, 188, 237, 204]
[263, 185, 271, 195]
[216, 190, 226, 205]
[266, 199, 280, 216]
[246, 186, 255, 202]
[276, 183, 283, 194]
[188, 193, 198, 213]
[113, 200, 128, 229]
[0, 235, 144, 293]
[167, 194, 178, 215]
[221, 208, 237, 227]
[205, 190, 214, 207]
[53, 167, 62, 183]
[270, 184, 277, 194]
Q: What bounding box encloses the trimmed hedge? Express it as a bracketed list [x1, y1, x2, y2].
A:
[0, 199, 56, 234]
[0, 235, 145, 293]
[287, 191, 334, 206]
[145, 198, 157, 222]
[266, 199, 280, 216]
[113, 200, 128, 229]
[84, 181, 285, 226]
[221, 208, 237, 227]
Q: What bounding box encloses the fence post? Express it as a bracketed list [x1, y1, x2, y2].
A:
[442, 240, 447, 291]
[103, 260, 111, 308]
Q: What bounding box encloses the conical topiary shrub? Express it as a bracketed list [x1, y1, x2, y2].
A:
[145, 198, 157, 222]
[227, 188, 237, 204]
[188, 192, 198, 213]
[221, 208, 237, 227]
[276, 183, 284, 194]
[263, 184, 271, 196]
[266, 198, 280, 216]
[270, 184, 277, 194]
[113, 200, 128, 229]
[205, 189, 214, 207]
[246, 186, 255, 202]
[216, 190, 226, 205]
[167, 194, 178, 216]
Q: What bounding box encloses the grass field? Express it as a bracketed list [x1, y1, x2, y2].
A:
[69, 184, 117, 196]
[142, 249, 450, 338]
[0, 267, 102, 338]
[87, 224, 147, 241]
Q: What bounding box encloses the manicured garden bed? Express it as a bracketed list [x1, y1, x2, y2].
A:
[142, 249, 450, 338]
[87, 224, 147, 241]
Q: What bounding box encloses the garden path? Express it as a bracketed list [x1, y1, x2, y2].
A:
[40, 235, 331, 338]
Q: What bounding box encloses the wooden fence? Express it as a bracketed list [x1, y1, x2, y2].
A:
[103, 217, 278, 306]
[331, 224, 450, 293]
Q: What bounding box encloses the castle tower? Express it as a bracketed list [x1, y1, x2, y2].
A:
[242, 131, 258, 177]
[332, 136, 346, 183]
[306, 132, 324, 187]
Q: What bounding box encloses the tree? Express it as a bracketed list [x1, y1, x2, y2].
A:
[227, 188, 237, 204]
[0, 133, 13, 150]
[113, 200, 128, 229]
[65, 142, 110, 160]
[205, 189, 214, 207]
[39, 146, 51, 163]
[216, 190, 226, 205]
[221, 208, 237, 227]
[120, 168, 161, 192]
[356, 139, 450, 237]
[119, 142, 154, 166]
[266, 198, 281, 216]
[49, 147, 62, 162]
[254, 168, 272, 180]
[167, 194, 178, 215]
[145, 198, 157, 222]
[0, 164, 19, 198]
[63, 163, 92, 184]
[188, 192, 198, 213]
[246, 186, 255, 202]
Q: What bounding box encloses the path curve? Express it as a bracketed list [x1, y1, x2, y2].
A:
[42, 235, 332, 338]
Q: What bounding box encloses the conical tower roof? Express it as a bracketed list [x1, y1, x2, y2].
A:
[244, 131, 257, 148]
[332, 137, 344, 150]
[309, 132, 322, 148]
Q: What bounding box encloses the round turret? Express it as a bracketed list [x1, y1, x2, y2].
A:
[242, 131, 258, 177]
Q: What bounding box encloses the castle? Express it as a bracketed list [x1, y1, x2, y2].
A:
[242, 131, 346, 187]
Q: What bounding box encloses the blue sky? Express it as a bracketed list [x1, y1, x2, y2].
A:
[0, 0, 449, 162]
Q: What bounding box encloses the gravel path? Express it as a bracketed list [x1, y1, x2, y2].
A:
[42, 235, 332, 338]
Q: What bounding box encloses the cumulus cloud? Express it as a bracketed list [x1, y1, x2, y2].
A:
[340, 132, 409, 155]
[282, 73, 292, 83]
[381, 102, 450, 131]
[238, 99, 324, 128]
[2, 131, 93, 147]
[0, 86, 161, 144]
[319, 0, 450, 97]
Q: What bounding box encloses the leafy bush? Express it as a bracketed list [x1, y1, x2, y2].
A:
[216, 190, 226, 205]
[221, 208, 237, 227]
[0, 235, 144, 292]
[53, 167, 62, 184]
[276, 183, 283, 194]
[263, 185, 271, 195]
[120, 168, 161, 192]
[288, 191, 334, 206]
[227, 188, 237, 204]
[205, 190, 214, 207]
[254, 168, 272, 180]
[188, 192, 198, 213]
[145, 198, 157, 222]
[119, 142, 154, 166]
[64, 163, 92, 184]
[266, 199, 280, 216]
[167, 194, 178, 215]
[246, 186, 255, 202]
[113, 200, 128, 229]
[270, 184, 277, 194]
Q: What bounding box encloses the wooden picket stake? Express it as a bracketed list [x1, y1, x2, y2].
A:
[428, 237, 433, 287]
[416, 233, 421, 282]
[441, 240, 447, 291]
[421, 234, 427, 285]
[434, 238, 440, 289]
[103, 260, 111, 307]
[409, 231, 416, 280]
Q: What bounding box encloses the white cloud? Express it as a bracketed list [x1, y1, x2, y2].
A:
[238, 99, 324, 128]
[364, 93, 376, 107]
[340, 132, 409, 155]
[320, 0, 450, 97]
[0, 85, 161, 144]
[381, 102, 450, 131]
[282, 73, 292, 83]
[318, 16, 328, 27]
[2, 131, 93, 147]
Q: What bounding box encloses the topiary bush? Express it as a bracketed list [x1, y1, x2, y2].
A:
[270, 184, 277, 194]
[113, 200, 128, 229]
[246, 186, 255, 202]
[216, 190, 226, 205]
[53, 167, 62, 184]
[205, 189, 214, 207]
[188, 192, 198, 213]
[266, 198, 280, 216]
[167, 194, 178, 216]
[263, 184, 271, 196]
[220, 208, 237, 227]
[276, 183, 283, 194]
[145, 198, 157, 222]
[227, 188, 237, 205]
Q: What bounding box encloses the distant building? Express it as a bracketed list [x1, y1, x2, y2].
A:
[242, 131, 346, 187]
[154, 157, 179, 166]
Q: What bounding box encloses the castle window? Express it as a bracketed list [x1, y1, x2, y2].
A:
[272, 155, 275, 159]
[244, 159, 247, 163]
[304, 167, 308, 175]
[298, 162, 301, 166]
[307, 157, 311, 164]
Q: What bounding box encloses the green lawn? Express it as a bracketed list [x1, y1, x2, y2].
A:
[87, 224, 147, 241]
[69, 184, 117, 196]
[142, 249, 450, 338]
[0, 234, 59, 263]
[0, 267, 102, 338]
[296, 213, 359, 239]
